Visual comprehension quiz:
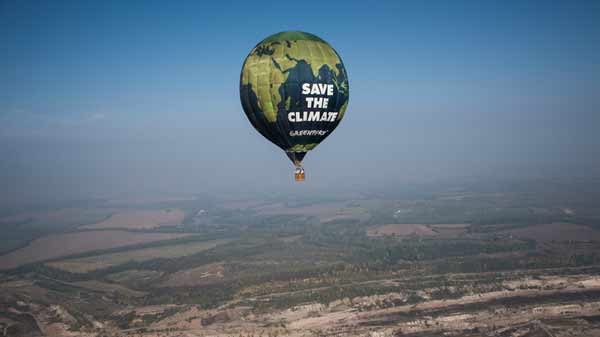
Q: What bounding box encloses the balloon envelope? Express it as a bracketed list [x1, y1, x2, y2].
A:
[240, 31, 349, 165]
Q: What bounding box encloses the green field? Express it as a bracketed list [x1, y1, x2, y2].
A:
[47, 239, 232, 273]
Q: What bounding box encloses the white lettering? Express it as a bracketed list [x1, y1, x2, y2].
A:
[289, 130, 329, 136]
[288, 111, 338, 123]
[310, 85, 321, 95]
[313, 97, 324, 108]
[308, 111, 320, 121]
[302, 83, 335, 96]
[318, 83, 327, 95]
[327, 84, 334, 96]
[305, 96, 314, 108]
[301, 83, 311, 95]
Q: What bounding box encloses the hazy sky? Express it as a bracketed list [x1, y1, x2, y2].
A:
[1, 0, 599, 203]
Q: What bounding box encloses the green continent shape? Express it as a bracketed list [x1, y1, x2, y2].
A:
[338, 100, 348, 119]
[241, 39, 343, 122]
[288, 143, 318, 152]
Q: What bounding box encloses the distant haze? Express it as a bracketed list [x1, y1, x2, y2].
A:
[1, 1, 599, 205]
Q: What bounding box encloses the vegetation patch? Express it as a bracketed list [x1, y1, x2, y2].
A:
[46, 239, 231, 273]
[0, 231, 192, 270]
[80, 209, 185, 230]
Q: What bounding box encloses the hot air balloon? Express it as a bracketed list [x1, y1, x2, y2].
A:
[240, 31, 349, 181]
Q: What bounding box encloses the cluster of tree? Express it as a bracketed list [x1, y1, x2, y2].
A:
[354, 238, 535, 265]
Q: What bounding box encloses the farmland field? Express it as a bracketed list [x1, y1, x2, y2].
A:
[47, 239, 232, 273]
[0, 208, 112, 227]
[367, 223, 438, 237]
[507, 223, 600, 242]
[0, 230, 191, 269]
[80, 209, 185, 230]
[0, 207, 114, 254]
[429, 223, 470, 229]
[254, 202, 347, 216]
[105, 269, 165, 288]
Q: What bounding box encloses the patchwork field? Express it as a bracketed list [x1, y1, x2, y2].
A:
[80, 209, 185, 230]
[367, 223, 438, 237]
[47, 239, 231, 273]
[0, 231, 191, 269]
